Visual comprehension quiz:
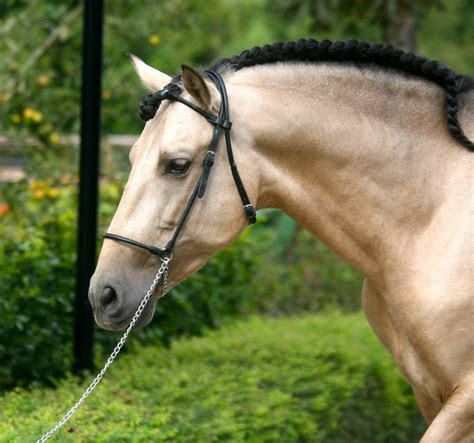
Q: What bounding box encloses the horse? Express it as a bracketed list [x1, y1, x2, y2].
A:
[88, 40, 474, 442]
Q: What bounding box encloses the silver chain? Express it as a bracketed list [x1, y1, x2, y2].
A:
[36, 257, 171, 443]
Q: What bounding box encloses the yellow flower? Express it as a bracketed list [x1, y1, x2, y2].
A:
[11, 113, 21, 124]
[47, 187, 60, 198]
[102, 90, 112, 101]
[60, 174, 70, 185]
[37, 75, 50, 86]
[29, 180, 48, 192]
[28, 180, 40, 191]
[33, 189, 46, 199]
[49, 132, 60, 144]
[148, 34, 161, 46]
[23, 108, 34, 119]
[22, 107, 42, 123]
[31, 110, 43, 123]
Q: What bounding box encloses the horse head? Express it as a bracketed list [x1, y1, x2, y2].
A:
[89, 56, 259, 330]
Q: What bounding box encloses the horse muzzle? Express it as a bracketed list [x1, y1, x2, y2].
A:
[88, 280, 156, 331]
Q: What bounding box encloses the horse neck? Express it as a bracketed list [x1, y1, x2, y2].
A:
[227, 63, 463, 280]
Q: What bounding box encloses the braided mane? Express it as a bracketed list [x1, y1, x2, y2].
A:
[139, 39, 473, 151]
[211, 39, 473, 151]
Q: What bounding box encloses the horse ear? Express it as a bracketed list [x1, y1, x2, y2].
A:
[181, 65, 218, 111]
[128, 53, 171, 91]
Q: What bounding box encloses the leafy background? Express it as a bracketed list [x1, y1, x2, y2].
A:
[0, 0, 472, 439]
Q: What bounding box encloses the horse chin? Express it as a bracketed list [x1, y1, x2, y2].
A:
[94, 299, 157, 331]
[133, 301, 157, 329]
[169, 251, 213, 287]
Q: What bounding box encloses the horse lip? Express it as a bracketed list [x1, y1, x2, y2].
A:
[95, 302, 156, 331]
[94, 309, 131, 331]
[97, 318, 121, 331]
[96, 315, 131, 331]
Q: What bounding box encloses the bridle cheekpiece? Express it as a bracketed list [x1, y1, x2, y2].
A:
[103, 70, 256, 259]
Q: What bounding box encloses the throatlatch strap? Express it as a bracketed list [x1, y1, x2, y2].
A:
[206, 70, 257, 224]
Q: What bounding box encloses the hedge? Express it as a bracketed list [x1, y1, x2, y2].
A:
[0, 312, 426, 442]
[0, 178, 362, 391]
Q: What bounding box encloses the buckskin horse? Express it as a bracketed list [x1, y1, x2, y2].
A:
[88, 40, 474, 441]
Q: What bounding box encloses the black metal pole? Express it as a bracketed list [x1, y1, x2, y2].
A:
[73, 0, 104, 373]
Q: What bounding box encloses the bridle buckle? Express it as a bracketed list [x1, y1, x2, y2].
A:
[243, 204, 257, 224]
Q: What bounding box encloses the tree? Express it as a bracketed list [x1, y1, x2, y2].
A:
[271, 0, 442, 52]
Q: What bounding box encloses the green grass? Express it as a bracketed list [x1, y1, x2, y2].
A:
[0, 312, 425, 442]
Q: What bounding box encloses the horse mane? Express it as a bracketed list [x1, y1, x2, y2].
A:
[459, 75, 474, 93]
[212, 39, 473, 151]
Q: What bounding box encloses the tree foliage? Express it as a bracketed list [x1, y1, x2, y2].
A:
[1, 0, 472, 156]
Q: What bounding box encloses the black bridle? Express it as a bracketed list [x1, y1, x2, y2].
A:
[103, 70, 256, 258]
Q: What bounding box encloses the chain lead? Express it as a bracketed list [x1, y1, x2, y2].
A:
[36, 258, 171, 443]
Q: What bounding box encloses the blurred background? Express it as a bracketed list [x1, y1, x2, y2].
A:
[0, 0, 473, 440]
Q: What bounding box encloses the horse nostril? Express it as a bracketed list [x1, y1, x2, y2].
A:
[99, 286, 118, 312]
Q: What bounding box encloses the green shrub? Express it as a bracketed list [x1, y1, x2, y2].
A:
[0, 312, 425, 442]
[0, 177, 77, 389]
[0, 177, 262, 390]
[251, 215, 363, 314]
[0, 178, 363, 391]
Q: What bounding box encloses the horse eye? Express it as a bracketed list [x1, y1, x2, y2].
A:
[166, 158, 192, 175]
